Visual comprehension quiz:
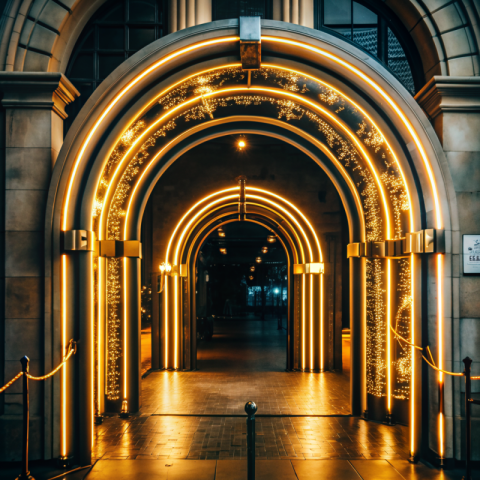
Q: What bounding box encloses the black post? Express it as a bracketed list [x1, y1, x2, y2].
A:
[463, 357, 472, 480]
[16, 356, 34, 480]
[245, 401, 257, 480]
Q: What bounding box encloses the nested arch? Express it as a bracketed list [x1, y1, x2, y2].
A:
[48, 21, 453, 464]
[161, 189, 324, 373]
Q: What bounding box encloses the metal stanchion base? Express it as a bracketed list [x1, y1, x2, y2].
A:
[57, 455, 74, 468]
[119, 411, 131, 419]
[362, 410, 369, 421]
[95, 414, 105, 425]
[383, 413, 396, 426]
[408, 454, 417, 464]
[15, 473, 34, 480]
[437, 456, 445, 469]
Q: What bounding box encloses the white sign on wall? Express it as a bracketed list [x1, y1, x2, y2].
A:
[463, 235, 480, 275]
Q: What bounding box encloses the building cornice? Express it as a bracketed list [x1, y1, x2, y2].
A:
[415, 76, 480, 120]
[0, 72, 80, 119]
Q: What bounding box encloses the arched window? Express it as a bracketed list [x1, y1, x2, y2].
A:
[314, 0, 423, 94]
[213, 0, 272, 20]
[65, 0, 167, 133]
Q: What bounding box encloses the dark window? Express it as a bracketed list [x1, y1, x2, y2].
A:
[315, 0, 422, 94]
[65, 0, 167, 134]
[213, 0, 273, 20]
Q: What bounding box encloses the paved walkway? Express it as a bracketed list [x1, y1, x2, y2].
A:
[82, 458, 468, 480]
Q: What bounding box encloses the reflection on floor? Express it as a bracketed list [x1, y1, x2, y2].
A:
[141, 327, 151, 374]
[82, 458, 468, 480]
[197, 315, 288, 372]
[94, 415, 408, 461]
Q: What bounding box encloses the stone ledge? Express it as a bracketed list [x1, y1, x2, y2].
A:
[415, 76, 480, 120]
[0, 72, 79, 119]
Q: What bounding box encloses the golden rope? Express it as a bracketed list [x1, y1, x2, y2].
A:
[27, 342, 76, 381]
[0, 340, 77, 392]
[0, 371, 23, 393]
[389, 322, 477, 379]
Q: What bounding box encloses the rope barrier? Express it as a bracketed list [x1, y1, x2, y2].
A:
[0, 340, 77, 393]
[0, 371, 23, 394]
[389, 323, 478, 379]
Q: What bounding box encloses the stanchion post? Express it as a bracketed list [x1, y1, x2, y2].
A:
[245, 401, 257, 480]
[16, 356, 34, 480]
[463, 357, 472, 480]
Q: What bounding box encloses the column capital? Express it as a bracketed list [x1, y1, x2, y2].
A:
[415, 76, 480, 120]
[0, 72, 80, 120]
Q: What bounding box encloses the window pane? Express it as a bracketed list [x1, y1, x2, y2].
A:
[324, 0, 351, 26]
[388, 29, 415, 94]
[129, 0, 156, 22]
[100, 2, 125, 22]
[99, 53, 125, 79]
[99, 27, 124, 50]
[353, 28, 377, 56]
[79, 29, 95, 50]
[353, 2, 377, 25]
[129, 27, 155, 50]
[69, 53, 94, 79]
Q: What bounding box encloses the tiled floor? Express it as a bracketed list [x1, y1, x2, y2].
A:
[93, 415, 409, 461]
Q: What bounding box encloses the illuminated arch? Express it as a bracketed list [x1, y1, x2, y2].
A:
[159, 186, 324, 373]
[47, 21, 454, 464]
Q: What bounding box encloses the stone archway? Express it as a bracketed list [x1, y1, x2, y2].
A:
[46, 20, 453, 465]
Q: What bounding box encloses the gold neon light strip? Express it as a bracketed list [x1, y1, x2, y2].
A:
[106, 85, 391, 245]
[64, 35, 441, 456]
[166, 191, 320, 370]
[61, 255, 67, 457]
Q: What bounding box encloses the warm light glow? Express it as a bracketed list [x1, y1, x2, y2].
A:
[63, 37, 239, 231]
[159, 263, 166, 274]
[250, 266, 255, 272]
[255, 257, 262, 263]
[249, 276, 254, 280]
[438, 254, 444, 458]
[267, 235, 276, 243]
[219, 248, 227, 254]
[123, 257, 127, 399]
[61, 255, 67, 457]
[238, 139, 246, 149]
[261, 246, 268, 254]
[386, 259, 392, 413]
[98, 257, 103, 417]
[410, 253, 415, 457]
[302, 275, 306, 370]
[310, 275, 313, 369]
[262, 37, 441, 228]
[174, 276, 178, 369]
[218, 228, 225, 237]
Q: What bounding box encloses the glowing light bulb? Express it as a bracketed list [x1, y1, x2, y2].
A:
[238, 139, 246, 149]
[255, 257, 262, 263]
[267, 235, 276, 243]
[261, 246, 268, 254]
[250, 266, 255, 272]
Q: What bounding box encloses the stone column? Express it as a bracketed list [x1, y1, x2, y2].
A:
[0, 72, 79, 461]
[350, 256, 366, 416]
[416, 76, 480, 461]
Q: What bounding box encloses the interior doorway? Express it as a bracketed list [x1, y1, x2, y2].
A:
[195, 222, 288, 372]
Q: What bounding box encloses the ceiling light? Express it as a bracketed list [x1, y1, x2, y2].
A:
[261, 246, 268, 254]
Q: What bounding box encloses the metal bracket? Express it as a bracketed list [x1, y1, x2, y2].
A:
[95, 240, 142, 258]
[63, 230, 96, 252]
[240, 16, 261, 70]
[347, 229, 445, 258]
[293, 263, 325, 274]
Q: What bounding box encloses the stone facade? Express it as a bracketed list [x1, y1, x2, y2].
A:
[0, 0, 479, 467]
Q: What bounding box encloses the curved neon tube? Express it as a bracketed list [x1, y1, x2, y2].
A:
[62, 37, 239, 231]
[248, 187, 323, 261]
[262, 36, 441, 229]
[107, 85, 391, 244]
